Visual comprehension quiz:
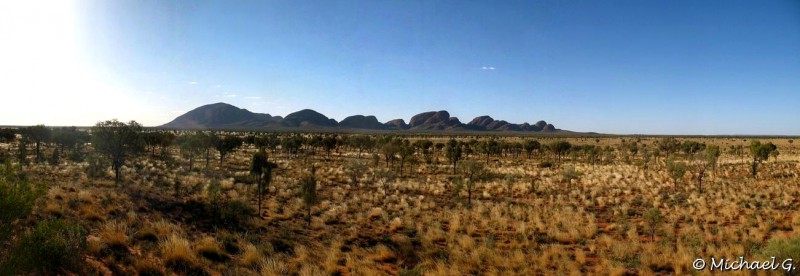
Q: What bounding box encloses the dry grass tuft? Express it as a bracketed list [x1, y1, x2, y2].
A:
[99, 220, 129, 249]
[239, 243, 263, 269]
[195, 236, 229, 262]
[161, 234, 198, 272]
[135, 258, 165, 276]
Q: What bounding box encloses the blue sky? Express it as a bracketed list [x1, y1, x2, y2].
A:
[1, 0, 798, 134]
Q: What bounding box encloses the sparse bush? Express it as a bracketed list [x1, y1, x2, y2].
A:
[299, 166, 319, 227]
[760, 236, 800, 266]
[84, 154, 107, 184]
[0, 162, 45, 240]
[91, 119, 144, 183]
[207, 179, 222, 205]
[538, 161, 553, 168]
[750, 140, 777, 178]
[643, 208, 662, 241]
[213, 199, 254, 230]
[68, 150, 85, 163]
[460, 160, 486, 207]
[1, 219, 87, 275]
[666, 157, 686, 189]
[345, 159, 368, 184]
[560, 165, 582, 187]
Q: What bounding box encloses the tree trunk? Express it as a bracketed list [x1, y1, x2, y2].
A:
[35, 141, 42, 163]
[468, 184, 472, 207]
[307, 206, 312, 227]
[399, 158, 404, 177]
[205, 149, 210, 169]
[698, 170, 704, 193]
[257, 176, 263, 217]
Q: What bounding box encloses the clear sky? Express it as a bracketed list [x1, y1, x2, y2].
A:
[1, 0, 798, 135]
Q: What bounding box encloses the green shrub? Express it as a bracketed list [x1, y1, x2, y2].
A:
[2, 219, 87, 274]
[0, 162, 45, 240]
[213, 199, 254, 230]
[538, 161, 554, 168]
[68, 150, 85, 163]
[760, 236, 800, 263]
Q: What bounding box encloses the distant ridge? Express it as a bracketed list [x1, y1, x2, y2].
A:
[159, 102, 572, 133]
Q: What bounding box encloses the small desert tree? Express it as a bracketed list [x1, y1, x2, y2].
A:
[643, 208, 662, 241]
[700, 145, 721, 191]
[460, 160, 486, 207]
[91, 120, 143, 183]
[587, 146, 601, 166]
[413, 139, 433, 159]
[84, 153, 106, 185]
[213, 135, 244, 166]
[445, 139, 462, 174]
[503, 174, 518, 198]
[281, 135, 303, 157]
[344, 159, 368, 185]
[176, 133, 205, 171]
[16, 138, 29, 166]
[641, 147, 652, 171]
[523, 139, 540, 160]
[52, 126, 88, 156]
[549, 141, 571, 164]
[21, 125, 51, 164]
[299, 166, 319, 227]
[657, 137, 681, 159]
[681, 141, 705, 161]
[380, 139, 400, 168]
[398, 140, 414, 176]
[479, 139, 499, 165]
[193, 132, 214, 169]
[749, 141, 777, 178]
[0, 129, 15, 144]
[374, 168, 397, 192]
[251, 149, 277, 217]
[321, 135, 338, 157]
[348, 135, 374, 157]
[666, 157, 686, 190]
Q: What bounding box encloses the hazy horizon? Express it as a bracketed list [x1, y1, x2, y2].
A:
[1, 1, 798, 135]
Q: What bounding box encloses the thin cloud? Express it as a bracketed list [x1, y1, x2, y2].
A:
[189, 81, 198, 85]
[481, 66, 496, 70]
[245, 96, 261, 100]
[215, 84, 221, 88]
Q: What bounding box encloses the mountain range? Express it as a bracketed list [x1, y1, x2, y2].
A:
[159, 102, 570, 133]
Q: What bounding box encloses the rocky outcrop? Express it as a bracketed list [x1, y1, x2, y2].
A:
[467, 116, 495, 128]
[339, 115, 387, 130]
[281, 109, 338, 127]
[160, 103, 565, 133]
[160, 102, 279, 129]
[384, 119, 408, 130]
